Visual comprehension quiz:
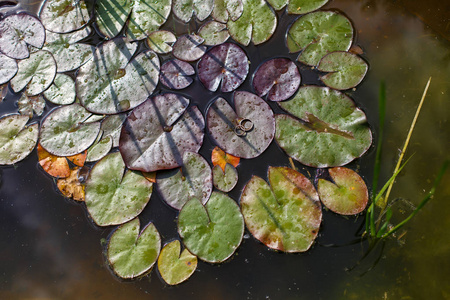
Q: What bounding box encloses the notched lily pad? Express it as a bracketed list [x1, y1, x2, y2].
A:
[172, 34, 207, 62]
[107, 218, 161, 279]
[160, 59, 195, 90]
[178, 192, 244, 263]
[85, 152, 153, 226]
[43, 73, 76, 105]
[157, 240, 197, 285]
[317, 167, 368, 215]
[172, 0, 214, 23]
[157, 152, 212, 210]
[240, 166, 322, 252]
[0, 53, 18, 84]
[147, 31, 176, 54]
[213, 163, 238, 192]
[252, 58, 300, 101]
[207, 92, 275, 159]
[198, 43, 249, 93]
[198, 21, 230, 46]
[39, 0, 91, 33]
[212, 0, 243, 23]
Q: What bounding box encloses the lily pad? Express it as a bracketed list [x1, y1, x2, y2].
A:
[107, 218, 160, 279]
[86, 134, 113, 162]
[172, 34, 207, 62]
[286, 11, 353, 66]
[0, 53, 18, 84]
[157, 152, 212, 210]
[227, 0, 277, 46]
[172, 0, 214, 23]
[160, 59, 195, 90]
[240, 166, 322, 252]
[317, 167, 368, 215]
[17, 94, 45, 117]
[119, 93, 205, 172]
[213, 163, 238, 192]
[39, 0, 90, 33]
[252, 58, 300, 101]
[39, 104, 100, 156]
[275, 86, 372, 168]
[10, 50, 56, 96]
[178, 192, 244, 263]
[76, 38, 160, 114]
[266, 0, 328, 14]
[85, 152, 153, 226]
[147, 30, 176, 54]
[211, 146, 240, 171]
[207, 92, 275, 159]
[158, 240, 197, 285]
[197, 43, 249, 92]
[0, 114, 39, 165]
[317, 51, 368, 90]
[198, 21, 230, 46]
[57, 167, 85, 201]
[101, 113, 126, 148]
[212, 0, 243, 23]
[0, 13, 45, 59]
[43, 73, 76, 105]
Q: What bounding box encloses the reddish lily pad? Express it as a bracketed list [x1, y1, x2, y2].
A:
[39, 0, 90, 33]
[213, 163, 238, 192]
[0, 53, 18, 84]
[197, 43, 249, 93]
[317, 167, 369, 215]
[172, 34, 206, 62]
[157, 240, 197, 286]
[160, 59, 195, 90]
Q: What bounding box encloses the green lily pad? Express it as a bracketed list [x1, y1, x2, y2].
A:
[0, 114, 39, 165]
[317, 167, 368, 215]
[147, 30, 177, 54]
[157, 152, 212, 210]
[86, 134, 113, 162]
[172, 0, 214, 23]
[17, 94, 45, 117]
[317, 51, 368, 90]
[107, 218, 160, 279]
[227, 0, 277, 46]
[212, 0, 243, 23]
[240, 166, 322, 252]
[76, 38, 159, 114]
[198, 21, 230, 46]
[119, 93, 205, 172]
[287, 11, 353, 66]
[178, 192, 244, 263]
[39, 0, 90, 33]
[275, 86, 372, 168]
[43, 74, 76, 105]
[10, 50, 56, 96]
[95, 0, 131, 39]
[172, 34, 207, 62]
[101, 113, 126, 148]
[265, 0, 328, 14]
[0, 53, 18, 85]
[157, 240, 197, 285]
[85, 152, 153, 226]
[39, 104, 101, 156]
[213, 163, 238, 192]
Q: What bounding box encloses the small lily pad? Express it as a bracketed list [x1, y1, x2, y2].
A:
[240, 166, 322, 252]
[178, 192, 244, 263]
[266, 0, 328, 14]
[213, 163, 238, 192]
[211, 146, 240, 171]
[157, 152, 212, 210]
[158, 240, 197, 285]
[160, 59, 195, 90]
[317, 51, 368, 90]
[147, 30, 176, 54]
[172, 34, 206, 62]
[207, 92, 275, 159]
[212, 0, 243, 23]
[85, 152, 153, 226]
[0, 53, 18, 84]
[17, 94, 45, 117]
[317, 167, 368, 215]
[43, 73, 76, 105]
[119, 93, 205, 172]
[198, 21, 230, 46]
[287, 11, 353, 66]
[0, 13, 45, 59]
[172, 0, 214, 23]
[197, 43, 249, 92]
[39, 0, 90, 33]
[86, 134, 113, 162]
[107, 218, 161, 279]
[252, 58, 300, 101]
[0, 114, 39, 165]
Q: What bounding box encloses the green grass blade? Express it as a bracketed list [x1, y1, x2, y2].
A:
[372, 81, 386, 196]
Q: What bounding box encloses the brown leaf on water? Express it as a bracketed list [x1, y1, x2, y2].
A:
[37, 144, 71, 178]
[57, 168, 85, 201]
[67, 151, 87, 167]
[142, 171, 156, 183]
[211, 147, 240, 172]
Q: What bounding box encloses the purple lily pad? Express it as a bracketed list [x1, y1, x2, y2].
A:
[172, 34, 206, 62]
[207, 92, 275, 159]
[119, 93, 205, 172]
[160, 59, 195, 90]
[197, 43, 249, 93]
[252, 58, 300, 101]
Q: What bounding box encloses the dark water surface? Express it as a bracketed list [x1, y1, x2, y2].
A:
[1, 0, 449, 299]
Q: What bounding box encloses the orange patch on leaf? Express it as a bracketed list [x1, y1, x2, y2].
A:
[211, 146, 240, 171]
[67, 151, 87, 167]
[57, 168, 85, 201]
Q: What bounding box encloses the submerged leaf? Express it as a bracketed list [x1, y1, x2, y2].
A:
[198, 21, 230, 46]
[147, 31, 177, 54]
[17, 94, 45, 117]
[57, 167, 85, 201]
[213, 163, 238, 192]
[172, 34, 206, 62]
[211, 146, 240, 171]
[212, 0, 243, 23]
[0, 53, 18, 85]
[43, 73, 76, 105]
[160, 59, 195, 90]
[158, 240, 197, 286]
[172, 0, 214, 23]
[39, 0, 90, 33]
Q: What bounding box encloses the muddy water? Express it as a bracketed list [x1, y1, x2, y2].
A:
[0, 0, 449, 299]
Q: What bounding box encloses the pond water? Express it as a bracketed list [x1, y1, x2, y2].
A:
[0, 0, 449, 299]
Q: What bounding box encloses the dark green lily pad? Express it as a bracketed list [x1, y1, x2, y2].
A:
[77, 38, 159, 114]
[178, 192, 244, 263]
[85, 152, 153, 226]
[157, 240, 197, 285]
[172, 34, 207, 62]
[43, 73, 76, 105]
[39, 104, 100, 156]
[287, 11, 353, 66]
[266, 0, 328, 14]
[160, 59, 195, 90]
[119, 93, 205, 172]
[18, 94, 45, 117]
[198, 21, 230, 46]
[172, 0, 214, 23]
[317, 51, 368, 90]
[10, 50, 56, 96]
[207, 92, 275, 159]
[275, 86, 372, 167]
[0, 114, 39, 165]
[0, 53, 18, 84]
[213, 163, 238, 192]
[107, 218, 160, 279]
[240, 166, 322, 252]
[227, 0, 277, 46]
[212, 0, 243, 23]
[317, 167, 368, 215]
[39, 0, 90, 33]
[157, 152, 212, 210]
[147, 30, 176, 54]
